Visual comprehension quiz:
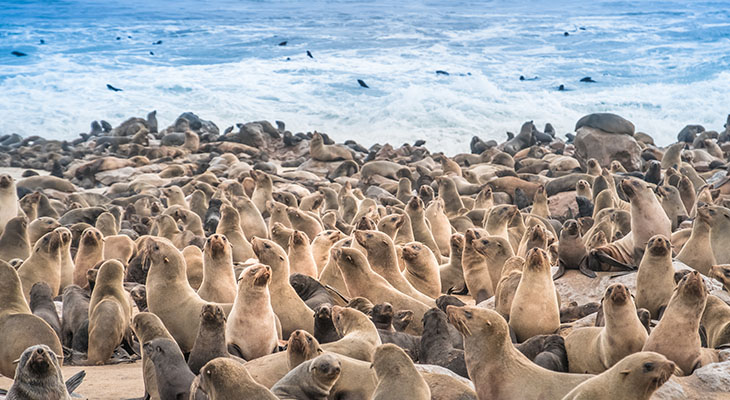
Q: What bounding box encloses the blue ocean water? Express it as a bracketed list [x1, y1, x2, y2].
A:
[1, 0, 729, 154]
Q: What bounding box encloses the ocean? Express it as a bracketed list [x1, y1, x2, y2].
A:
[1, 0, 730, 154]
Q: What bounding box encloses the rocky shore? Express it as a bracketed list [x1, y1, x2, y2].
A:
[1, 110, 730, 399]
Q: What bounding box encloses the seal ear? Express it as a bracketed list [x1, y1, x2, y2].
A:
[619, 369, 631, 377]
[163, 257, 169, 264]
[11, 358, 20, 365]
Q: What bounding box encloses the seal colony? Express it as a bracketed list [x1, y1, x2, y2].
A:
[1, 110, 730, 399]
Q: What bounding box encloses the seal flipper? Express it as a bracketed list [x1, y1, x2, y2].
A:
[552, 261, 566, 280]
[590, 250, 636, 272]
[65, 370, 86, 394]
[447, 284, 469, 296]
[577, 257, 597, 278]
[227, 343, 245, 359]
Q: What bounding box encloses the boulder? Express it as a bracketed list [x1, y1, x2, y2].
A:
[575, 113, 635, 135]
[653, 358, 730, 399]
[573, 126, 642, 171]
[548, 191, 578, 219]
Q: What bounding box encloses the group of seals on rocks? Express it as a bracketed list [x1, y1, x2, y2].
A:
[1, 110, 730, 399]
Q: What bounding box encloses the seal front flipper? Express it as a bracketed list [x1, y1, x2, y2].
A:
[552, 262, 566, 280]
[65, 370, 86, 394]
[589, 250, 635, 272]
[577, 257, 596, 278]
[228, 343, 245, 359]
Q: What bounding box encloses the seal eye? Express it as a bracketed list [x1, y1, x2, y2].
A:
[643, 362, 654, 372]
[464, 311, 473, 319]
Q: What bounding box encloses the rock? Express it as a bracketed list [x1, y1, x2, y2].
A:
[176, 112, 219, 137]
[575, 113, 635, 135]
[548, 191, 578, 219]
[653, 360, 730, 399]
[222, 123, 266, 147]
[364, 185, 394, 201]
[573, 126, 642, 171]
[634, 132, 655, 145]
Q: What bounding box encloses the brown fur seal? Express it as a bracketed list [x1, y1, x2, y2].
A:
[321, 305, 381, 362]
[446, 305, 590, 399]
[642, 270, 708, 375]
[555, 219, 592, 279]
[621, 178, 672, 264]
[377, 213, 405, 239]
[708, 206, 730, 264]
[473, 235, 515, 295]
[439, 233, 465, 293]
[286, 207, 323, 241]
[198, 357, 278, 399]
[565, 283, 648, 373]
[143, 338, 197, 400]
[310, 132, 354, 161]
[188, 304, 233, 374]
[311, 230, 343, 274]
[146, 238, 231, 353]
[353, 230, 434, 304]
[401, 242, 442, 298]
[232, 195, 267, 241]
[183, 245, 204, 290]
[635, 235, 675, 318]
[0, 174, 18, 235]
[227, 263, 278, 360]
[676, 205, 715, 275]
[198, 234, 237, 303]
[17, 230, 62, 299]
[102, 234, 135, 265]
[462, 229, 494, 303]
[701, 295, 730, 348]
[55, 228, 73, 292]
[4, 344, 70, 400]
[425, 198, 452, 257]
[132, 312, 175, 400]
[251, 237, 314, 338]
[95, 211, 118, 237]
[406, 197, 442, 262]
[494, 256, 524, 318]
[509, 248, 560, 342]
[27, 217, 60, 247]
[243, 330, 323, 388]
[562, 351, 675, 400]
[216, 205, 255, 262]
[0, 260, 62, 378]
[72, 227, 104, 288]
[0, 216, 30, 262]
[371, 344, 431, 400]
[288, 230, 318, 277]
[250, 169, 274, 214]
[271, 353, 342, 399]
[334, 247, 430, 335]
[87, 260, 131, 364]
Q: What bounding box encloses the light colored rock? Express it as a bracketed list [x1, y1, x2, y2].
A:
[548, 191, 578, 219]
[573, 126, 642, 171]
[652, 360, 730, 399]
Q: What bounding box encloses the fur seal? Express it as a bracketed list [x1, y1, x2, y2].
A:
[197, 357, 278, 399]
[87, 260, 131, 365]
[321, 305, 382, 362]
[446, 305, 590, 399]
[314, 303, 341, 344]
[271, 353, 342, 399]
[290, 273, 335, 310]
[144, 338, 198, 400]
[0, 260, 62, 378]
[371, 344, 430, 400]
[419, 308, 468, 377]
[642, 270, 709, 375]
[251, 237, 314, 338]
[310, 132, 354, 161]
[227, 263, 278, 360]
[188, 304, 232, 374]
[0, 216, 30, 262]
[198, 234, 237, 303]
[4, 345, 70, 400]
[701, 295, 730, 348]
[17, 230, 62, 299]
[29, 282, 62, 341]
[406, 197, 442, 262]
[288, 230, 318, 277]
[216, 205, 255, 262]
[401, 242, 442, 298]
[565, 283, 648, 373]
[555, 219, 592, 279]
[55, 228, 74, 292]
[635, 235, 675, 318]
[462, 229, 494, 303]
[311, 230, 344, 274]
[61, 285, 89, 350]
[242, 330, 323, 388]
[0, 174, 19, 235]
[562, 351, 675, 400]
[509, 248, 560, 342]
[676, 205, 715, 275]
[27, 217, 60, 247]
[132, 312, 175, 400]
[72, 228, 104, 288]
[439, 233, 465, 293]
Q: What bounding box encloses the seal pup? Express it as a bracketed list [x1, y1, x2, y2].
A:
[271, 353, 342, 399]
[144, 338, 198, 400]
[439, 233, 465, 293]
[642, 270, 709, 375]
[197, 357, 278, 399]
[565, 283, 648, 374]
[419, 308, 468, 377]
[562, 352, 675, 400]
[635, 235, 675, 318]
[132, 312, 175, 400]
[251, 237, 315, 338]
[446, 305, 590, 399]
[226, 263, 278, 360]
[29, 282, 62, 340]
[371, 344, 431, 400]
[17, 230, 62, 299]
[4, 345, 70, 400]
[0, 174, 19, 234]
[72, 228, 104, 288]
[510, 248, 560, 342]
[0, 216, 30, 262]
[313, 303, 341, 344]
[61, 285, 89, 350]
[87, 260, 132, 365]
[0, 260, 62, 378]
[188, 304, 232, 374]
[554, 219, 592, 279]
[197, 234, 237, 303]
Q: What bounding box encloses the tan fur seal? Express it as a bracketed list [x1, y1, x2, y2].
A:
[436, 177, 465, 217]
[198, 357, 278, 399]
[227, 263, 278, 360]
[485, 204, 518, 248]
[102, 234, 135, 265]
[72, 227, 104, 288]
[371, 344, 431, 400]
[676, 205, 716, 275]
[318, 237, 352, 297]
[462, 229, 494, 303]
[146, 238, 232, 353]
[251, 237, 314, 338]
[270, 221, 294, 252]
[250, 170, 274, 214]
[321, 306, 382, 362]
[310, 132, 354, 161]
[198, 234, 237, 303]
[87, 260, 131, 364]
[54, 227, 74, 292]
[311, 230, 343, 275]
[288, 230, 318, 277]
[425, 198, 452, 257]
[0, 260, 62, 378]
[621, 178, 672, 263]
[701, 295, 730, 348]
[439, 233, 465, 293]
[377, 213, 405, 239]
[132, 312, 175, 400]
[530, 185, 550, 218]
[334, 247, 429, 335]
[27, 217, 60, 247]
[555, 219, 592, 279]
[243, 330, 323, 388]
[494, 256, 525, 318]
[406, 197, 443, 262]
[0, 174, 18, 235]
[636, 235, 675, 318]
[446, 305, 590, 399]
[0, 216, 30, 262]
[353, 230, 434, 304]
[566, 283, 648, 374]
[473, 235, 515, 294]
[182, 245, 204, 290]
[401, 242, 441, 298]
[4, 344, 71, 400]
[510, 248, 560, 342]
[17, 230, 62, 299]
[232, 195, 267, 241]
[216, 205, 255, 262]
[708, 206, 730, 264]
[642, 270, 708, 375]
[95, 211, 118, 237]
[272, 354, 342, 399]
[562, 351, 675, 400]
[287, 207, 323, 241]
